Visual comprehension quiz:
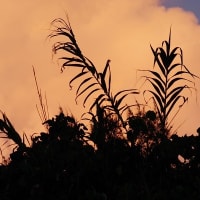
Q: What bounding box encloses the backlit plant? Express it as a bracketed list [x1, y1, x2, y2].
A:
[49, 17, 139, 133]
[140, 30, 198, 134]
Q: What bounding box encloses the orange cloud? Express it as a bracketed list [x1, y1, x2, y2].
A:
[0, 0, 200, 154]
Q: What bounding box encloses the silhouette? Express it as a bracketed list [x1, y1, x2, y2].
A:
[0, 17, 200, 200]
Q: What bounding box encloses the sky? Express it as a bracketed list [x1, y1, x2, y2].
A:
[0, 0, 200, 155]
[163, 0, 200, 21]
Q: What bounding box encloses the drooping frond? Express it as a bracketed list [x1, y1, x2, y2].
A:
[49, 17, 139, 129]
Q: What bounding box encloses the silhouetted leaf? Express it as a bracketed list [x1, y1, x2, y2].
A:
[113, 89, 139, 103]
[166, 86, 187, 100]
[115, 91, 139, 109]
[76, 77, 93, 95]
[148, 70, 165, 85]
[76, 82, 99, 102]
[158, 48, 168, 68]
[69, 71, 88, 88]
[167, 77, 191, 89]
[102, 60, 111, 78]
[83, 88, 101, 107]
[144, 90, 164, 113]
[89, 94, 107, 111]
[151, 45, 166, 76]
[166, 96, 187, 119]
[147, 79, 165, 102]
[62, 63, 87, 68]
[168, 63, 180, 74]
[99, 73, 107, 93]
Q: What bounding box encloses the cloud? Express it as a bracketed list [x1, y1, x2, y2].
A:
[0, 0, 200, 156]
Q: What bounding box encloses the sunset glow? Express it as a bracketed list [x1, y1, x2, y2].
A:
[0, 0, 200, 144]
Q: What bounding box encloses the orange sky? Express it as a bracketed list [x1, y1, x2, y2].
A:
[0, 0, 200, 152]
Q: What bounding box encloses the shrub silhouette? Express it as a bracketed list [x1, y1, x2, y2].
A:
[0, 16, 200, 200]
[139, 30, 198, 133]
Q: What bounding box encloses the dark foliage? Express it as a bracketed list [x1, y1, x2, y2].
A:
[0, 111, 200, 200]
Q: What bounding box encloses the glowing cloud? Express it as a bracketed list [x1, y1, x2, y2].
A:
[0, 0, 200, 145]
